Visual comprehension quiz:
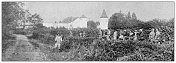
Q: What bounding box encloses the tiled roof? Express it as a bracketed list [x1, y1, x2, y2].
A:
[80, 14, 87, 18]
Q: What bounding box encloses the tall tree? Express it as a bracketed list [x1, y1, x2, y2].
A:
[167, 18, 174, 28]
[147, 19, 164, 28]
[2, 2, 26, 38]
[28, 13, 43, 24]
[132, 12, 137, 20]
[127, 12, 131, 19]
[108, 12, 142, 30]
[2, 2, 27, 51]
[108, 12, 126, 29]
[2, 2, 26, 29]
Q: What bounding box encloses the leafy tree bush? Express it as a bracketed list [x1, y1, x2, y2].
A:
[13, 29, 28, 35]
[82, 40, 174, 61]
[2, 2, 27, 52]
[166, 18, 174, 28]
[108, 12, 144, 30]
[87, 20, 97, 29]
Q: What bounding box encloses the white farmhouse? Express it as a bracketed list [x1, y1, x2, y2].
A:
[56, 15, 90, 28]
[68, 15, 89, 28]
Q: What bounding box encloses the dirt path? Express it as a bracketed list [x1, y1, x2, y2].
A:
[3, 34, 50, 61]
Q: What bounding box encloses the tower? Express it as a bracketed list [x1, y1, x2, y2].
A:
[99, 9, 109, 29]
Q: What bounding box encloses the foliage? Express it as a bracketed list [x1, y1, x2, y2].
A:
[108, 13, 125, 29]
[28, 13, 43, 24]
[146, 19, 165, 28]
[166, 18, 174, 28]
[82, 40, 174, 61]
[108, 12, 143, 29]
[2, 2, 27, 52]
[83, 40, 137, 61]
[132, 12, 137, 20]
[2, 2, 25, 26]
[2, 2, 25, 38]
[27, 27, 99, 46]
[33, 23, 45, 30]
[87, 20, 97, 29]
[24, 21, 174, 61]
[13, 29, 28, 35]
[136, 22, 154, 29]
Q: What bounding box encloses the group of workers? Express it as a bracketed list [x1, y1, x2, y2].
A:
[99, 28, 163, 42]
[53, 26, 172, 49]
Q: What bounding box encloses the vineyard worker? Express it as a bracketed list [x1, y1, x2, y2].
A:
[106, 29, 111, 40]
[54, 34, 63, 49]
[137, 29, 144, 40]
[113, 31, 118, 40]
[83, 31, 86, 37]
[123, 30, 129, 40]
[98, 29, 103, 39]
[79, 32, 83, 37]
[119, 30, 124, 40]
[149, 28, 155, 42]
[133, 30, 139, 41]
[128, 30, 134, 40]
[155, 28, 161, 40]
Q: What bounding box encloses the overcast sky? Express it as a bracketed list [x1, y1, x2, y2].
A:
[23, 2, 174, 23]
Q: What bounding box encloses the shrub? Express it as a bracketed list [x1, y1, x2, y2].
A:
[13, 29, 28, 35]
[83, 40, 174, 61]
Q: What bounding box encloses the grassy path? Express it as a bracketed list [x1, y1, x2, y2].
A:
[3, 34, 50, 61]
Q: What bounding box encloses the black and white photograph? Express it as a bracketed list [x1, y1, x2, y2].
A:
[1, 1, 174, 61]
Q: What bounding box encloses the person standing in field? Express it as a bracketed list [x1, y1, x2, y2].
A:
[155, 28, 161, 40]
[119, 30, 125, 40]
[103, 30, 109, 40]
[83, 31, 86, 37]
[149, 28, 156, 42]
[98, 29, 103, 39]
[54, 34, 63, 49]
[133, 30, 139, 41]
[79, 32, 83, 37]
[113, 31, 118, 40]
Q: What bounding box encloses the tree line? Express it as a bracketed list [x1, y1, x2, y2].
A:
[2, 2, 44, 51]
[108, 12, 174, 30]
